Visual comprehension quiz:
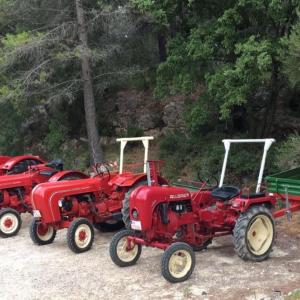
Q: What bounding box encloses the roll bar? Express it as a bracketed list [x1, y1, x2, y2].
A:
[116, 136, 154, 174]
[219, 139, 276, 193]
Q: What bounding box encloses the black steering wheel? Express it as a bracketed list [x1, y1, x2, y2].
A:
[197, 171, 219, 188]
[93, 163, 111, 180]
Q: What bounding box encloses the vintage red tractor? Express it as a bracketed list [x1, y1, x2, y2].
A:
[0, 155, 45, 175]
[109, 139, 292, 283]
[29, 136, 168, 253]
[0, 160, 88, 237]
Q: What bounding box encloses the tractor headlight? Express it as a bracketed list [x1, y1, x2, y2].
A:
[132, 209, 138, 219]
[58, 199, 64, 208]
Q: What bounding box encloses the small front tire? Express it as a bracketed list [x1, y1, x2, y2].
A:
[109, 229, 142, 267]
[161, 242, 195, 283]
[29, 219, 56, 245]
[67, 218, 94, 253]
[0, 208, 22, 238]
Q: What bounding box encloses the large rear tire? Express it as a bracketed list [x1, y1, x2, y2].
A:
[0, 208, 22, 238]
[122, 181, 147, 229]
[109, 229, 142, 267]
[29, 219, 56, 245]
[67, 218, 94, 254]
[161, 242, 195, 283]
[233, 205, 275, 262]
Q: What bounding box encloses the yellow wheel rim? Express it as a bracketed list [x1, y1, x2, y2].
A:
[116, 237, 138, 262]
[168, 250, 192, 279]
[247, 214, 273, 256]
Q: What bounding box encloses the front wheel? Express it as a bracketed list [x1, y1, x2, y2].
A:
[67, 218, 94, 253]
[0, 208, 22, 238]
[233, 205, 275, 261]
[29, 219, 56, 245]
[161, 242, 195, 283]
[109, 229, 142, 267]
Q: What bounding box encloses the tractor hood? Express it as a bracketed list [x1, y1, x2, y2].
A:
[0, 173, 33, 189]
[129, 185, 192, 231]
[31, 176, 110, 223]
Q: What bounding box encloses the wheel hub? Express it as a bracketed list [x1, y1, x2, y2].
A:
[79, 230, 87, 242]
[168, 250, 192, 279]
[247, 214, 273, 255]
[4, 218, 13, 228]
[117, 237, 138, 262]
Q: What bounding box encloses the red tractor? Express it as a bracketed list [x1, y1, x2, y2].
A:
[29, 137, 168, 253]
[109, 139, 284, 283]
[0, 159, 88, 238]
[0, 155, 45, 175]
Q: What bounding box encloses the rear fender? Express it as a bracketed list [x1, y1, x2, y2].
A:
[49, 170, 89, 182]
[110, 173, 168, 188]
[231, 196, 276, 213]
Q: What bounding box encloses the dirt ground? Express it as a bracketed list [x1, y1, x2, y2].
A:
[1, 213, 300, 300]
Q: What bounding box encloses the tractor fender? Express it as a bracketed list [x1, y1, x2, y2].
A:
[109, 173, 168, 188]
[231, 195, 276, 213]
[48, 170, 89, 182]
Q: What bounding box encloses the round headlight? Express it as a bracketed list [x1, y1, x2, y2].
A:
[132, 209, 138, 219]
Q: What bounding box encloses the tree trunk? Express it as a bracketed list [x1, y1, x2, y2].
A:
[75, 0, 103, 164]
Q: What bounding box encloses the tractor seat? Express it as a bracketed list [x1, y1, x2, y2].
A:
[211, 186, 240, 201]
[240, 192, 265, 199]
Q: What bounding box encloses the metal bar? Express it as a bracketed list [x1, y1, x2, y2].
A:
[219, 140, 230, 187]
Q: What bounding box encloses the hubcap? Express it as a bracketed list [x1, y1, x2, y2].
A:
[37, 223, 54, 241]
[247, 214, 273, 255]
[116, 236, 138, 262]
[0, 213, 19, 234]
[75, 224, 91, 248]
[168, 250, 192, 279]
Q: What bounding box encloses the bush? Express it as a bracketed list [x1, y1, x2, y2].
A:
[275, 134, 300, 171]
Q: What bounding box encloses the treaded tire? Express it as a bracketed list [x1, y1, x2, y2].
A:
[94, 220, 124, 232]
[67, 218, 94, 254]
[233, 205, 275, 262]
[161, 242, 195, 283]
[29, 219, 56, 245]
[109, 229, 142, 267]
[0, 208, 22, 238]
[122, 181, 147, 229]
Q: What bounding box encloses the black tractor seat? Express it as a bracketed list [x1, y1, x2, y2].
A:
[211, 186, 240, 201]
[240, 192, 265, 199]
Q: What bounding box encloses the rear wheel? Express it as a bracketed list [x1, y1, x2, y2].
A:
[122, 181, 147, 229]
[67, 218, 94, 253]
[29, 219, 56, 245]
[93, 220, 124, 232]
[161, 242, 195, 283]
[233, 205, 275, 261]
[109, 229, 142, 267]
[0, 208, 22, 238]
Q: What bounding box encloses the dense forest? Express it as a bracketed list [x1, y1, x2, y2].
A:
[0, 0, 300, 182]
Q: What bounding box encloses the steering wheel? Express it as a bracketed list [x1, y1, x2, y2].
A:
[93, 163, 111, 180]
[197, 171, 219, 188]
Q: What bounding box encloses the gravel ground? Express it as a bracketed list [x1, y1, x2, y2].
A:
[1, 213, 300, 300]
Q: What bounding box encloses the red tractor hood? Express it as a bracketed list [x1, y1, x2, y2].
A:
[31, 176, 110, 223]
[0, 173, 33, 189]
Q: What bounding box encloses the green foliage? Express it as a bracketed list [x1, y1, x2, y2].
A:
[43, 119, 68, 157]
[126, 126, 144, 138]
[275, 134, 300, 171]
[282, 18, 300, 87]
